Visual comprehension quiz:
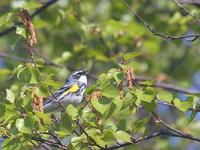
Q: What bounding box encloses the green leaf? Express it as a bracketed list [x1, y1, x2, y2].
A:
[60, 113, 72, 130]
[121, 92, 135, 109]
[123, 51, 142, 61]
[115, 130, 131, 143]
[36, 58, 45, 67]
[142, 87, 156, 102]
[140, 80, 154, 86]
[102, 84, 119, 98]
[35, 111, 51, 125]
[66, 104, 79, 119]
[113, 72, 124, 85]
[142, 101, 156, 112]
[16, 26, 26, 38]
[173, 97, 194, 113]
[102, 129, 115, 141]
[91, 98, 111, 114]
[0, 102, 6, 118]
[18, 66, 32, 83]
[135, 88, 155, 103]
[24, 1, 42, 9]
[15, 118, 32, 134]
[35, 85, 49, 97]
[29, 68, 39, 84]
[6, 89, 15, 103]
[0, 69, 10, 76]
[133, 116, 150, 133]
[157, 91, 173, 103]
[0, 13, 12, 28]
[188, 111, 197, 125]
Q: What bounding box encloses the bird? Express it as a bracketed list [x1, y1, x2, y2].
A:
[43, 70, 87, 112]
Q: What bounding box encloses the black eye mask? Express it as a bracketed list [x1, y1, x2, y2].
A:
[73, 73, 81, 79]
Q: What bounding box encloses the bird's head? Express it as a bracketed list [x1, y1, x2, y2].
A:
[67, 70, 87, 85]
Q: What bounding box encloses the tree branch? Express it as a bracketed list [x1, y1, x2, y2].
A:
[106, 106, 200, 149]
[31, 136, 67, 150]
[178, 0, 200, 6]
[106, 130, 200, 150]
[75, 120, 104, 149]
[0, 0, 58, 37]
[135, 76, 200, 95]
[123, 0, 200, 42]
[173, 0, 200, 24]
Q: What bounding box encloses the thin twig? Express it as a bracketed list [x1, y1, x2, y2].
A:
[106, 130, 200, 149]
[123, 0, 200, 41]
[173, 0, 200, 24]
[75, 120, 105, 149]
[31, 136, 67, 150]
[135, 76, 200, 94]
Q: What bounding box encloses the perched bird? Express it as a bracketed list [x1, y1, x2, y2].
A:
[44, 70, 87, 112]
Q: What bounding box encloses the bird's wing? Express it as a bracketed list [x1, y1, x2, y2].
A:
[44, 84, 80, 106]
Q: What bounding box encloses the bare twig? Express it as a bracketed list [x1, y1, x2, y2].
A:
[151, 111, 191, 136]
[123, 0, 200, 41]
[31, 136, 67, 150]
[106, 130, 200, 149]
[178, 0, 200, 6]
[135, 76, 200, 94]
[156, 99, 200, 112]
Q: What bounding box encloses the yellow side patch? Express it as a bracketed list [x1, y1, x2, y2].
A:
[63, 84, 79, 95]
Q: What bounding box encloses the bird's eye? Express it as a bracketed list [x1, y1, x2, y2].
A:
[73, 73, 81, 79]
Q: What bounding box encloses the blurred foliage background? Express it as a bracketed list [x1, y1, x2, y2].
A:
[0, 0, 200, 149]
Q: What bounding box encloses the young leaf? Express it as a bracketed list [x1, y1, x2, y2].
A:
[6, 89, 15, 103]
[0, 102, 6, 118]
[123, 51, 142, 61]
[115, 130, 131, 143]
[16, 26, 26, 38]
[157, 90, 173, 103]
[91, 98, 111, 114]
[102, 84, 119, 98]
[66, 104, 79, 120]
[15, 118, 32, 134]
[173, 97, 194, 113]
[133, 116, 150, 133]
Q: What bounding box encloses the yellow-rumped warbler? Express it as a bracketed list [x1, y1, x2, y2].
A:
[44, 70, 87, 112]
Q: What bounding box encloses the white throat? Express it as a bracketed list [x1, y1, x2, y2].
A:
[78, 75, 87, 85]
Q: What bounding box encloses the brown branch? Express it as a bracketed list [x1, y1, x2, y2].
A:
[39, 132, 66, 149]
[156, 99, 200, 112]
[178, 0, 200, 6]
[0, 0, 58, 37]
[31, 136, 67, 150]
[107, 105, 200, 149]
[123, 0, 200, 42]
[135, 76, 200, 95]
[106, 130, 200, 150]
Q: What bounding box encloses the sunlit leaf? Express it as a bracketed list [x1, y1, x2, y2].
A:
[6, 89, 15, 103]
[16, 26, 26, 38]
[123, 51, 142, 61]
[115, 130, 131, 143]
